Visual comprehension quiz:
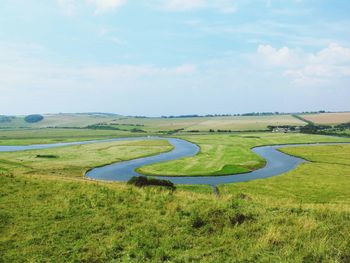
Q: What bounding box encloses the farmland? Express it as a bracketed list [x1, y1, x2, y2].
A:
[0, 113, 306, 132]
[300, 112, 350, 125]
[110, 115, 305, 132]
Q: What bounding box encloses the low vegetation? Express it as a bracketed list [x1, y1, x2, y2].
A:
[0, 115, 14, 123]
[0, 128, 142, 146]
[0, 140, 172, 178]
[138, 133, 350, 176]
[24, 114, 44, 123]
[35, 154, 58, 159]
[128, 176, 175, 190]
[1, 142, 350, 261]
[1, 114, 350, 262]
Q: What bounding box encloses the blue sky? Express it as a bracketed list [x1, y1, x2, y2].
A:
[1, 0, 350, 116]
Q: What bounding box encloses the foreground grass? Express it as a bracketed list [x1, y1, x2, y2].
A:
[1, 172, 349, 262]
[1, 134, 350, 262]
[0, 140, 172, 178]
[139, 133, 350, 176]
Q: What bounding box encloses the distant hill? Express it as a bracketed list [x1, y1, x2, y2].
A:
[0, 113, 122, 129]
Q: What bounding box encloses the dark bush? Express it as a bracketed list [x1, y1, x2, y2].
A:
[24, 114, 44, 123]
[130, 128, 146, 133]
[36, 155, 58, 159]
[191, 214, 206, 228]
[229, 213, 251, 225]
[127, 176, 175, 190]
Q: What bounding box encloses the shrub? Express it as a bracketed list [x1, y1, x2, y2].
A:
[190, 213, 206, 228]
[24, 114, 44, 123]
[36, 155, 58, 159]
[127, 176, 175, 190]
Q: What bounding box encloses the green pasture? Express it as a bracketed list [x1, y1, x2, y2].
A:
[1, 142, 350, 262]
[0, 128, 142, 146]
[138, 133, 350, 176]
[0, 140, 172, 178]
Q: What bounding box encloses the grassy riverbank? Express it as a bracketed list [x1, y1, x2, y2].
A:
[1, 153, 350, 262]
[1, 132, 350, 262]
[0, 140, 172, 179]
[138, 133, 350, 176]
[0, 128, 144, 146]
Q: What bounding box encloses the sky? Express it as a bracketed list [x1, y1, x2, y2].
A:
[1, 0, 350, 116]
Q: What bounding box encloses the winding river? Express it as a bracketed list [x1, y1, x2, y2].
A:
[0, 136, 345, 186]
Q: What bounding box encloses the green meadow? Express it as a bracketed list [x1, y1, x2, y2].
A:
[0, 140, 172, 178]
[138, 133, 350, 176]
[0, 128, 139, 146]
[1, 122, 350, 262]
[1, 141, 350, 262]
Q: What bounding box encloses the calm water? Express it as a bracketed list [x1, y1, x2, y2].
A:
[86, 139, 307, 186]
[1, 137, 346, 186]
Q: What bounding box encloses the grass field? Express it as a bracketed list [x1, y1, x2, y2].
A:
[1, 113, 307, 132]
[1, 127, 350, 262]
[0, 140, 172, 179]
[0, 128, 142, 146]
[300, 112, 350, 125]
[1, 141, 350, 262]
[138, 133, 350, 176]
[0, 113, 121, 129]
[111, 115, 305, 132]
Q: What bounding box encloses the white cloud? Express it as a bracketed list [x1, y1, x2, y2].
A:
[256, 45, 301, 68]
[57, 0, 127, 15]
[87, 0, 127, 14]
[0, 42, 196, 91]
[253, 43, 350, 87]
[161, 0, 237, 13]
[57, 0, 77, 15]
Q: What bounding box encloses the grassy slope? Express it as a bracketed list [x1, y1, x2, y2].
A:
[1, 114, 305, 132]
[138, 133, 350, 176]
[1, 150, 350, 261]
[0, 128, 145, 146]
[0, 113, 120, 129]
[0, 140, 173, 179]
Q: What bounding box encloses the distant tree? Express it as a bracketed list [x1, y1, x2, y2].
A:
[24, 114, 44, 123]
[0, 115, 14, 123]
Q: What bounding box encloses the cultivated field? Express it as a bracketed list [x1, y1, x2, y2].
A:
[1, 113, 306, 132]
[301, 112, 350, 124]
[112, 115, 305, 132]
[138, 133, 350, 176]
